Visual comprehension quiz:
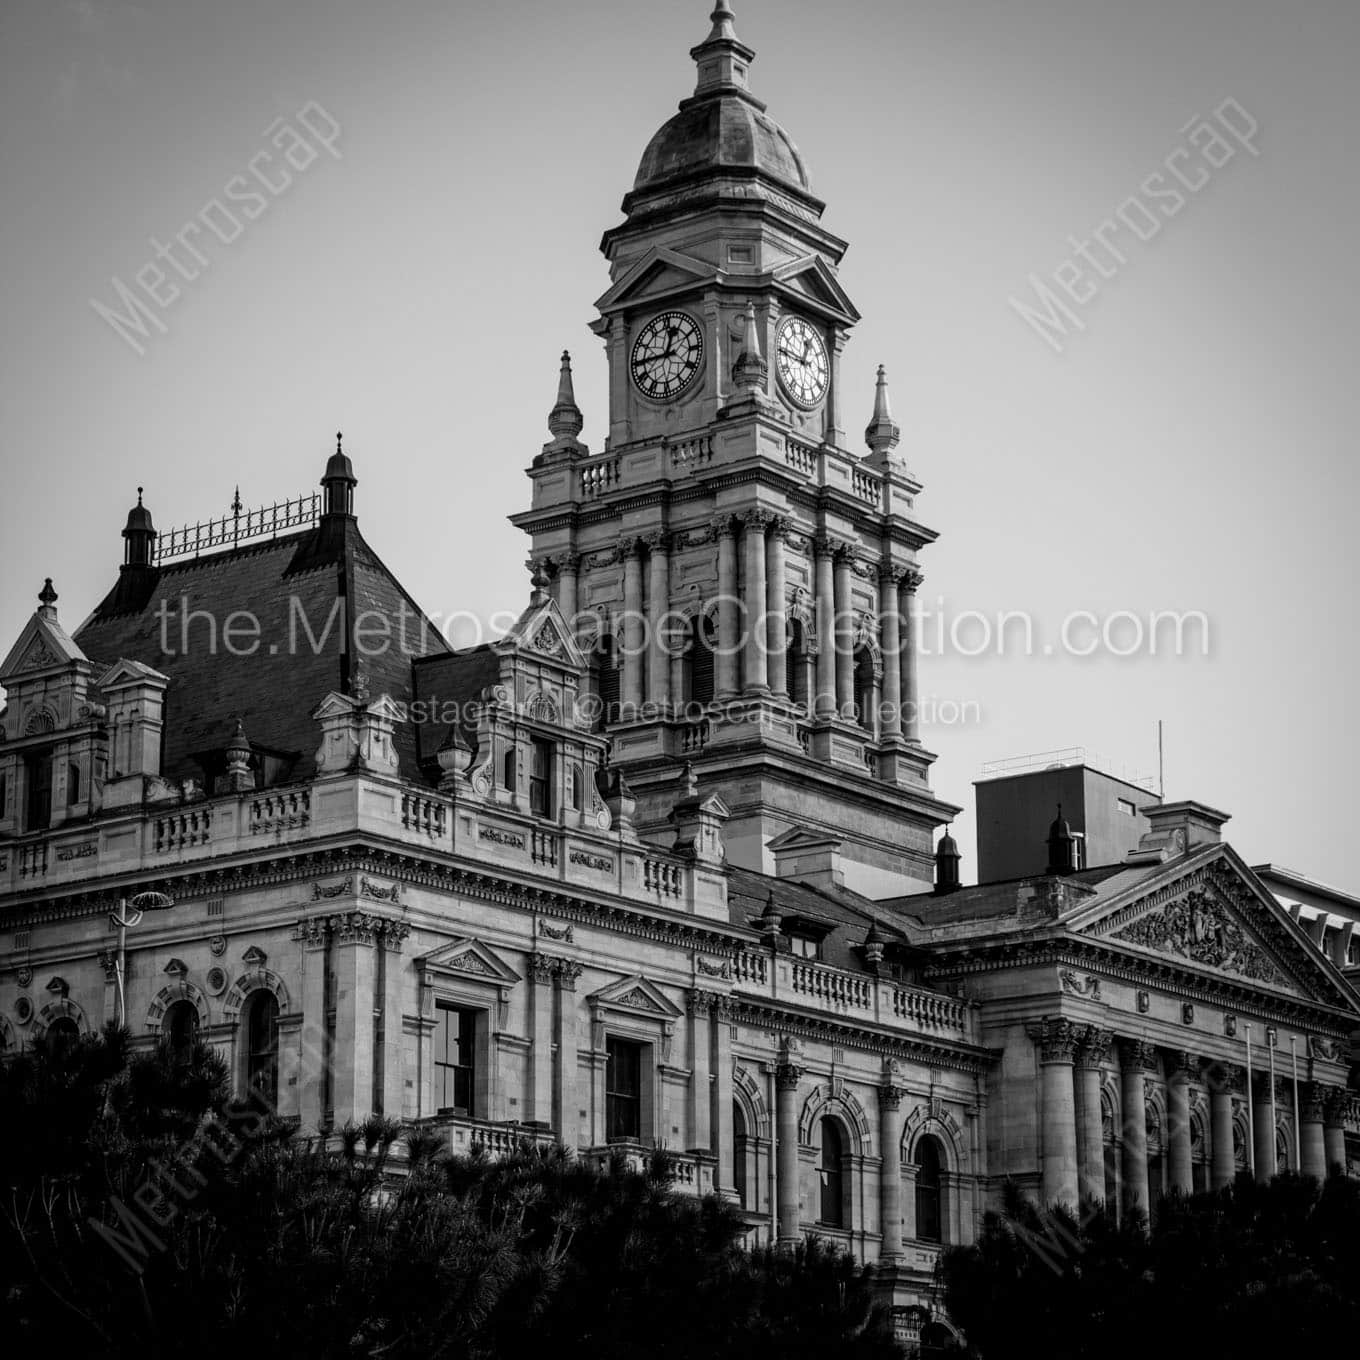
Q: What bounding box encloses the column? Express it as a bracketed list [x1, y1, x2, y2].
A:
[1300, 1086, 1327, 1181]
[899, 569, 923, 743]
[1075, 1026, 1112, 1204]
[687, 990, 713, 1152]
[1031, 1018, 1079, 1206]
[1209, 1064, 1238, 1189]
[878, 1082, 904, 1261]
[379, 923, 408, 1119]
[1166, 1051, 1194, 1195]
[1322, 1086, 1348, 1176]
[1251, 1074, 1275, 1182]
[712, 998, 735, 1195]
[556, 551, 580, 625]
[813, 537, 838, 719]
[1119, 1038, 1154, 1219]
[620, 540, 644, 714]
[530, 954, 556, 1127]
[299, 922, 329, 1133]
[877, 565, 904, 741]
[646, 533, 671, 713]
[554, 960, 583, 1146]
[741, 512, 770, 694]
[775, 1054, 803, 1246]
[765, 520, 788, 698]
[833, 548, 854, 718]
[330, 915, 377, 1126]
[715, 518, 739, 699]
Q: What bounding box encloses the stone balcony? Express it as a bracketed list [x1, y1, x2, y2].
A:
[0, 771, 728, 921]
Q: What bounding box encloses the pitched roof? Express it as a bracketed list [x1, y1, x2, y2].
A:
[73, 519, 449, 783]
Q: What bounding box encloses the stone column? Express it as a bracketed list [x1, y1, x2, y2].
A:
[645, 534, 672, 713]
[833, 548, 854, 719]
[1030, 1017, 1080, 1206]
[715, 518, 739, 699]
[775, 1054, 803, 1246]
[1300, 1086, 1327, 1181]
[741, 512, 769, 695]
[379, 922, 408, 1120]
[620, 539, 644, 714]
[765, 519, 788, 698]
[1166, 1051, 1194, 1195]
[1209, 1064, 1239, 1190]
[712, 998, 735, 1196]
[1118, 1038, 1155, 1219]
[554, 960, 583, 1146]
[878, 1081, 904, 1260]
[877, 565, 904, 741]
[1251, 1073, 1275, 1183]
[812, 537, 838, 718]
[687, 990, 713, 1152]
[1075, 1026, 1112, 1204]
[330, 914, 377, 1126]
[1322, 1086, 1348, 1176]
[899, 569, 923, 743]
[556, 551, 580, 625]
[530, 954, 556, 1128]
[299, 920, 330, 1133]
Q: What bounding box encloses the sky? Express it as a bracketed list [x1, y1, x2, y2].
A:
[1, 0, 1357, 890]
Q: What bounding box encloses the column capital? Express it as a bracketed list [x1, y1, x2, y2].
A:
[556, 550, 582, 573]
[555, 958, 584, 991]
[639, 530, 671, 554]
[813, 531, 851, 560]
[877, 560, 909, 587]
[901, 567, 925, 593]
[740, 508, 775, 533]
[878, 1083, 905, 1111]
[686, 987, 721, 1016]
[618, 535, 642, 560]
[1075, 1025, 1114, 1069]
[1027, 1015, 1080, 1064]
[1320, 1084, 1351, 1128]
[1117, 1036, 1159, 1072]
[1203, 1060, 1245, 1094]
[1164, 1049, 1197, 1080]
[97, 948, 119, 983]
[1301, 1085, 1326, 1124]
[712, 514, 738, 541]
[774, 1061, 803, 1092]
[529, 952, 557, 984]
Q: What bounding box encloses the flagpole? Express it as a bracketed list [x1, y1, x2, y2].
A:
[1267, 1028, 1278, 1175]
[1290, 1036, 1301, 1170]
[1244, 1023, 1255, 1176]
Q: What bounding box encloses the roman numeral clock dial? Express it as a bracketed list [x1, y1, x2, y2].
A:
[775, 316, 829, 408]
[630, 310, 704, 400]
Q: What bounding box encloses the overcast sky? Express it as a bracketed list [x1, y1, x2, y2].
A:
[2, 0, 1356, 891]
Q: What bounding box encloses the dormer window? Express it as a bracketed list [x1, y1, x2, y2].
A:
[529, 738, 553, 817]
[788, 933, 821, 960]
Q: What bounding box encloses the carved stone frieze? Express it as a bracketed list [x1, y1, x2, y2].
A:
[1111, 889, 1285, 984]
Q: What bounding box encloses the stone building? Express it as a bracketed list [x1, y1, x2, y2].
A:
[0, 3, 1356, 1340]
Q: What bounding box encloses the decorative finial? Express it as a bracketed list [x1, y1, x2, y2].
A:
[547, 350, 585, 446]
[232, 485, 243, 516]
[691, 0, 754, 97]
[529, 560, 551, 606]
[38, 578, 58, 616]
[224, 716, 254, 791]
[704, 1, 738, 43]
[137, 486, 144, 506]
[682, 760, 698, 798]
[759, 889, 782, 937]
[731, 302, 768, 391]
[864, 364, 901, 457]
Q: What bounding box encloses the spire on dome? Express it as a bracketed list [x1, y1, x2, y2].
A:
[541, 351, 588, 460]
[322, 431, 357, 518]
[864, 365, 901, 458]
[123, 486, 157, 568]
[690, 1, 755, 97]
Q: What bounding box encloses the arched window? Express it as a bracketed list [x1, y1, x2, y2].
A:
[787, 618, 810, 711]
[502, 745, 516, 794]
[853, 646, 876, 735]
[818, 1118, 845, 1227]
[593, 633, 620, 726]
[46, 1016, 79, 1057]
[243, 991, 279, 1103]
[1276, 1128, 1291, 1174]
[568, 765, 583, 812]
[163, 1000, 199, 1067]
[67, 763, 81, 805]
[733, 1100, 749, 1209]
[686, 614, 716, 708]
[915, 1136, 944, 1243]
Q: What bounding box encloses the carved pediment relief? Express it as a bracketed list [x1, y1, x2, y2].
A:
[1110, 889, 1287, 985]
[419, 937, 522, 987]
[589, 973, 683, 1020]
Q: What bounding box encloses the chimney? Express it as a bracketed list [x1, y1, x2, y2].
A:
[769, 828, 844, 891]
[1129, 800, 1231, 862]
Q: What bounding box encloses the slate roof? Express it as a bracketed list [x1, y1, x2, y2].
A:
[410, 646, 501, 767]
[74, 518, 449, 784]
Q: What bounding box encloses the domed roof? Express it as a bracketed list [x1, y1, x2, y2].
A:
[633, 95, 810, 195]
[1048, 806, 1072, 841]
[324, 432, 356, 484]
[123, 488, 155, 535]
[937, 830, 960, 857]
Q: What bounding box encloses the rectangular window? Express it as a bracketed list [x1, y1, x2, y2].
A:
[529, 738, 552, 817]
[23, 753, 52, 832]
[788, 934, 820, 960]
[434, 1004, 477, 1116]
[1116, 798, 1136, 816]
[605, 1035, 644, 1141]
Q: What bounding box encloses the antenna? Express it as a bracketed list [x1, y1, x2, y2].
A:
[1158, 720, 1165, 798]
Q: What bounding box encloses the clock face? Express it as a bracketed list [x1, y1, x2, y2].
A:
[775, 316, 829, 408]
[630, 311, 704, 400]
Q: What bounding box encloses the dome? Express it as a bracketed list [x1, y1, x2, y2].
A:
[123, 489, 155, 535]
[937, 831, 960, 857]
[633, 94, 810, 196]
[324, 450, 356, 484]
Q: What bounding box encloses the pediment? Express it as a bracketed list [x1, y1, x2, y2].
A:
[96, 658, 169, 690]
[595, 246, 719, 315]
[771, 255, 861, 324]
[419, 936, 522, 986]
[588, 974, 683, 1020]
[766, 826, 842, 853]
[1070, 847, 1360, 1011]
[0, 613, 88, 683]
[499, 597, 587, 672]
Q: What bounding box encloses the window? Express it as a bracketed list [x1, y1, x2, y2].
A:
[606, 1035, 643, 1141]
[733, 1100, 749, 1209]
[787, 619, 810, 712]
[67, 762, 81, 805]
[529, 738, 553, 817]
[687, 614, 716, 706]
[568, 764, 583, 812]
[244, 991, 279, 1104]
[434, 1004, 477, 1115]
[594, 634, 620, 726]
[915, 1136, 943, 1242]
[46, 1016, 79, 1057]
[788, 934, 821, 960]
[853, 646, 876, 733]
[818, 1118, 845, 1227]
[502, 746, 516, 794]
[1116, 798, 1136, 816]
[163, 1000, 199, 1066]
[24, 752, 52, 832]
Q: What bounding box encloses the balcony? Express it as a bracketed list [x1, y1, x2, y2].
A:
[416, 1113, 559, 1161]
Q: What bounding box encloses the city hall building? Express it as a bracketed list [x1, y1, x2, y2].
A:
[1, 4, 1356, 1337]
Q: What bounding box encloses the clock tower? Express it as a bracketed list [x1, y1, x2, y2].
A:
[512, 4, 958, 897]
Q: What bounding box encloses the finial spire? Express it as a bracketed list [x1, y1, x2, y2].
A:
[548, 350, 584, 442]
[731, 302, 768, 392]
[864, 364, 901, 457]
[529, 560, 551, 606]
[690, 0, 755, 97]
[37, 578, 58, 621]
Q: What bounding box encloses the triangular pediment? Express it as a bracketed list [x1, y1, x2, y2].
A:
[589, 974, 683, 1019]
[96, 658, 169, 690]
[1069, 845, 1360, 1012]
[595, 246, 719, 315]
[419, 936, 522, 986]
[499, 596, 587, 672]
[767, 826, 842, 853]
[771, 256, 861, 324]
[0, 613, 88, 683]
